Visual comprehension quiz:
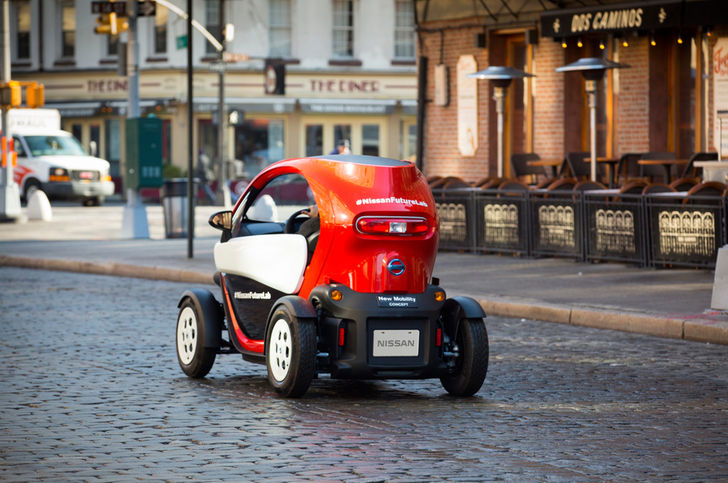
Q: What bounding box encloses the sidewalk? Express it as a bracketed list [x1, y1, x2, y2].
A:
[1, 202, 726, 345]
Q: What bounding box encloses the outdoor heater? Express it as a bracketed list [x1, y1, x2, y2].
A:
[468, 66, 534, 178]
[556, 57, 628, 182]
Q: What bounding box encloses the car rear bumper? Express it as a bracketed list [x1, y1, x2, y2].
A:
[310, 284, 451, 379]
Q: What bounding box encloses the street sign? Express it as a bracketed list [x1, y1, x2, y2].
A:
[91, 1, 126, 15]
[222, 52, 250, 63]
[209, 61, 226, 73]
[137, 1, 156, 17]
[91, 1, 155, 16]
[176, 35, 188, 50]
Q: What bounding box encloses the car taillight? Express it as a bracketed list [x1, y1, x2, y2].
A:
[355, 216, 430, 235]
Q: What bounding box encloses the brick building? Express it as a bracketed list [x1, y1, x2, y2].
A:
[414, 0, 727, 182]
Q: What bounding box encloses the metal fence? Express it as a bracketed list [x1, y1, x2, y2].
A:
[431, 188, 476, 252]
[432, 187, 726, 268]
[583, 192, 646, 265]
[529, 190, 584, 260]
[645, 194, 726, 268]
[475, 188, 530, 256]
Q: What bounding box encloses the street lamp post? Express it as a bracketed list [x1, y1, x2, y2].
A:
[468, 66, 534, 178]
[556, 57, 628, 182]
[0, 0, 21, 222]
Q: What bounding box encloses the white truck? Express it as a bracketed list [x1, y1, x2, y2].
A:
[3, 109, 115, 206]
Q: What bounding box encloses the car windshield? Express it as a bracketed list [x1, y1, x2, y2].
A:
[24, 135, 87, 157]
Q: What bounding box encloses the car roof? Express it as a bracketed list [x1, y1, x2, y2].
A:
[310, 154, 411, 167]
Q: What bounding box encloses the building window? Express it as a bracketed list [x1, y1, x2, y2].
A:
[305, 124, 323, 156]
[204, 0, 220, 55]
[234, 119, 285, 178]
[332, 0, 353, 58]
[333, 124, 351, 152]
[14, 0, 31, 60]
[269, 0, 291, 58]
[60, 0, 75, 58]
[394, 0, 414, 59]
[154, 5, 168, 54]
[362, 124, 380, 156]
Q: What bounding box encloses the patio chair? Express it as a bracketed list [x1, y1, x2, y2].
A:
[669, 177, 700, 192]
[496, 179, 530, 197]
[564, 152, 591, 180]
[680, 152, 718, 178]
[615, 152, 643, 184]
[642, 183, 676, 195]
[510, 153, 546, 185]
[618, 180, 648, 195]
[427, 175, 443, 187]
[682, 181, 727, 205]
[475, 177, 505, 189]
[574, 180, 607, 192]
[442, 177, 471, 189]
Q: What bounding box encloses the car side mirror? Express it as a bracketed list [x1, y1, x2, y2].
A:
[209, 210, 233, 241]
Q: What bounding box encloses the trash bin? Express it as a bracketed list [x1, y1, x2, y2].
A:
[161, 178, 198, 238]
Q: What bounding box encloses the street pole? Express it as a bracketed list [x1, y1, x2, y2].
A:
[186, 0, 194, 258]
[0, 0, 21, 222]
[216, 0, 231, 208]
[494, 86, 505, 179]
[120, 0, 150, 238]
[586, 79, 597, 182]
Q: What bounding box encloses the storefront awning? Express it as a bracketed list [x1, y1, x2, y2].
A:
[541, 0, 724, 38]
[299, 98, 397, 114]
[194, 97, 296, 114]
[46, 100, 160, 117]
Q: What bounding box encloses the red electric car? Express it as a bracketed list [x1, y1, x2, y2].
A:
[175, 154, 489, 397]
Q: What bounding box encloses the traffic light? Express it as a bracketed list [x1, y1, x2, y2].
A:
[264, 59, 285, 95]
[26, 83, 44, 108]
[95, 12, 128, 35]
[0, 81, 21, 108]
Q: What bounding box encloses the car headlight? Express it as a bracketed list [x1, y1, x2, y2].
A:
[48, 167, 70, 182]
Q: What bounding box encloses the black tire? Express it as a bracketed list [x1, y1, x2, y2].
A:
[176, 299, 217, 378]
[440, 318, 489, 397]
[82, 196, 102, 207]
[265, 306, 316, 398]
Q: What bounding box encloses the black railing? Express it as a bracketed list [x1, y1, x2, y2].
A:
[432, 187, 726, 268]
[583, 192, 646, 266]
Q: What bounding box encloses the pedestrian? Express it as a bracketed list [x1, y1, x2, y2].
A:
[196, 149, 216, 203]
[329, 139, 351, 155]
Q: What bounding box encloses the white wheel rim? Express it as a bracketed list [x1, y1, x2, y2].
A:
[177, 306, 198, 365]
[268, 318, 292, 382]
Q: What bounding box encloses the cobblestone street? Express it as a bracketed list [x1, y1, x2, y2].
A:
[1, 267, 726, 481]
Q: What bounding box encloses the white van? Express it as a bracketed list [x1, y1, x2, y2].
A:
[3, 109, 115, 206]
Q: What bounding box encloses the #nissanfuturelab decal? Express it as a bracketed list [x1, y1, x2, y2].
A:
[377, 295, 418, 308]
[234, 291, 272, 300]
[356, 197, 428, 207]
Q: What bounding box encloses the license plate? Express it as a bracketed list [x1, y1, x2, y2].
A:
[372, 329, 419, 357]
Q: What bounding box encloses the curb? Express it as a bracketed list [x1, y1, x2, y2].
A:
[2, 254, 726, 346]
[0, 255, 214, 285]
[479, 297, 728, 345]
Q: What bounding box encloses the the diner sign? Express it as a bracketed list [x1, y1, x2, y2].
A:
[457, 55, 478, 157]
[541, 1, 681, 38]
